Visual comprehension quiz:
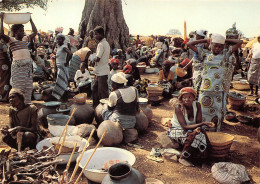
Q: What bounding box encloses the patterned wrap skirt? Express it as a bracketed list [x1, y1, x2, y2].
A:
[68, 54, 81, 81]
[167, 127, 209, 159]
[11, 59, 33, 104]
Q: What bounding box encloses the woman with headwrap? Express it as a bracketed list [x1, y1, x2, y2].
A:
[102, 72, 139, 129]
[167, 87, 214, 166]
[52, 33, 72, 101]
[0, 13, 39, 104]
[1, 89, 41, 150]
[187, 33, 242, 131]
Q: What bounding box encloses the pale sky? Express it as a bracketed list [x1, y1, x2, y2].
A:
[7, 0, 260, 38]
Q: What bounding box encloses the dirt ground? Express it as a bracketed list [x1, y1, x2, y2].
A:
[0, 73, 259, 184]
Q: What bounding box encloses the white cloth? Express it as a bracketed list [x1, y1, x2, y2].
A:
[155, 42, 163, 49]
[171, 101, 198, 129]
[108, 86, 138, 107]
[252, 42, 260, 59]
[111, 72, 127, 84]
[108, 69, 117, 90]
[196, 29, 208, 38]
[211, 33, 225, 44]
[56, 44, 67, 65]
[74, 69, 91, 85]
[94, 38, 110, 76]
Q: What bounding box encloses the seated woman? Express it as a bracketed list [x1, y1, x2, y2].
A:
[1, 89, 41, 150]
[74, 62, 92, 97]
[167, 87, 214, 166]
[102, 72, 139, 129]
[158, 60, 175, 98]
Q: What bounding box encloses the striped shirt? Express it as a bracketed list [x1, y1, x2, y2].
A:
[8, 36, 31, 60]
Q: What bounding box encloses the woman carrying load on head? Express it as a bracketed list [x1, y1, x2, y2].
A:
[0, 12, 40, 104]
[187, 33, 242, 131]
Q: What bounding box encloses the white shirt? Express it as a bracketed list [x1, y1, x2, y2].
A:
[252, 42, 260, 59]
[74, 69, 91, 85]
[108, 87, 138, 107]
[94, 38, 110, 76]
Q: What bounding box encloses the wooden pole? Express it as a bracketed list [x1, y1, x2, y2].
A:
[69, 129, 95, 183]
[74, 130, 107, 184]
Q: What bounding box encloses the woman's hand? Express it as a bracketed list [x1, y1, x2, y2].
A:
[1, 126, 9, 135]
[167, 120, 172, 128]
[194, 127, 201, 133]
[203, 122, 215, 127]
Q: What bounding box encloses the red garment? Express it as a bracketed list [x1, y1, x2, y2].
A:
[180, 58, 192, 69]
[123, 64, 132, 74]
[178, 87, 197, 100]
[110, 58, 120, 65]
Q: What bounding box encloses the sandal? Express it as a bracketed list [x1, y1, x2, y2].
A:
[146, 155, 164, 163]
[127, 143, 144, 149]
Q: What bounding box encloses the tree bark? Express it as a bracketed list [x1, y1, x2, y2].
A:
[79, 0, 129, 50]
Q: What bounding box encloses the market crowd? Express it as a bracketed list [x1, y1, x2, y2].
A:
[0, 12, 259, 167]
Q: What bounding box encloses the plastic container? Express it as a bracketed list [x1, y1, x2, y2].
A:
[4, 12, 31, 24]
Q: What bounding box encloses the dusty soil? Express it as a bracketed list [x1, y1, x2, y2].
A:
[0, 73, 259, 184]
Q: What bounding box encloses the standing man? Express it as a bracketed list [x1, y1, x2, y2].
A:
[92, 26, 110, 108]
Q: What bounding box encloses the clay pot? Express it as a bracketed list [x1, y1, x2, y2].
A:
[102, 163, 145, 184]
[94, 103, 105, 125]
[97, 120, 123, 146]
[123, 128, 138, 143]
[139, 98, 153, 122]
[135, 112, 149, 132]
[38, 102, 61, 128]
[70, 102, 94, 125]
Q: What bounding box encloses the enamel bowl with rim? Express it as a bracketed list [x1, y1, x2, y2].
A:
[4, 12, 31, 24]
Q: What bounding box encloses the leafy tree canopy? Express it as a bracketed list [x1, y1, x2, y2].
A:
[0, 0, 50, 11]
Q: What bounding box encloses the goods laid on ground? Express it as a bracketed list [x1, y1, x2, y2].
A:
[0, 148, 62, 183]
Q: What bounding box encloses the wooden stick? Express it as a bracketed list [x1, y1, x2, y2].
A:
[69, 129, 95, 183]
[60, 143, 77, 184]
[57, 108, 77, 145]
[17, 132, 23, 152]
[54, 108, 77, 168]
[74, 130, 107, 184]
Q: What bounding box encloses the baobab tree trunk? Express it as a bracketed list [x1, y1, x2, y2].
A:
[79, 0, 129, 50]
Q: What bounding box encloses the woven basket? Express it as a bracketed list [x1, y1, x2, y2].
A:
[207, 132, 234, 158]
[232, 81, 250, 91]
[146, 87, 163, 97]
[228, 96, 246, 107]
[73, 93, 87, 104]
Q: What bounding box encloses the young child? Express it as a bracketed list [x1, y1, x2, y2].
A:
[122, 59, 132, 74]
[167, 87, 214, 167]
[108, 58, 120, 91]
[74, 62, 92, 96]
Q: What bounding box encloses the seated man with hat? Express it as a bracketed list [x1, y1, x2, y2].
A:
[102, 72, 139, 129]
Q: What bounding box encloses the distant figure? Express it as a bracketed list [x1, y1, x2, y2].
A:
[92, 26, 110, 108]
[248, 35, 260, 96]
[85, 30, 98, 53]
[67, 28, 81, 53]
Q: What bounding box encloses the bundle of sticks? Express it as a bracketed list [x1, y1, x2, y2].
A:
[0, 147, 62, 184]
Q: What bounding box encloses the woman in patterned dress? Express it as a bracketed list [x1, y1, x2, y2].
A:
[0, 13, 39, 104]
[0, 41, 10, 102]
[187, 33, 242, 131]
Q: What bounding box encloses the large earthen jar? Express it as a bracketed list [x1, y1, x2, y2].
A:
[38, 101, 61, 128]
[139, 98, 153, 122]
[70, 102, 94, 125]
[135, 112, 149, 132]
[94, 103, 106, 125]
[102, 163, 145, 184]
[97, 120, 123, 146]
